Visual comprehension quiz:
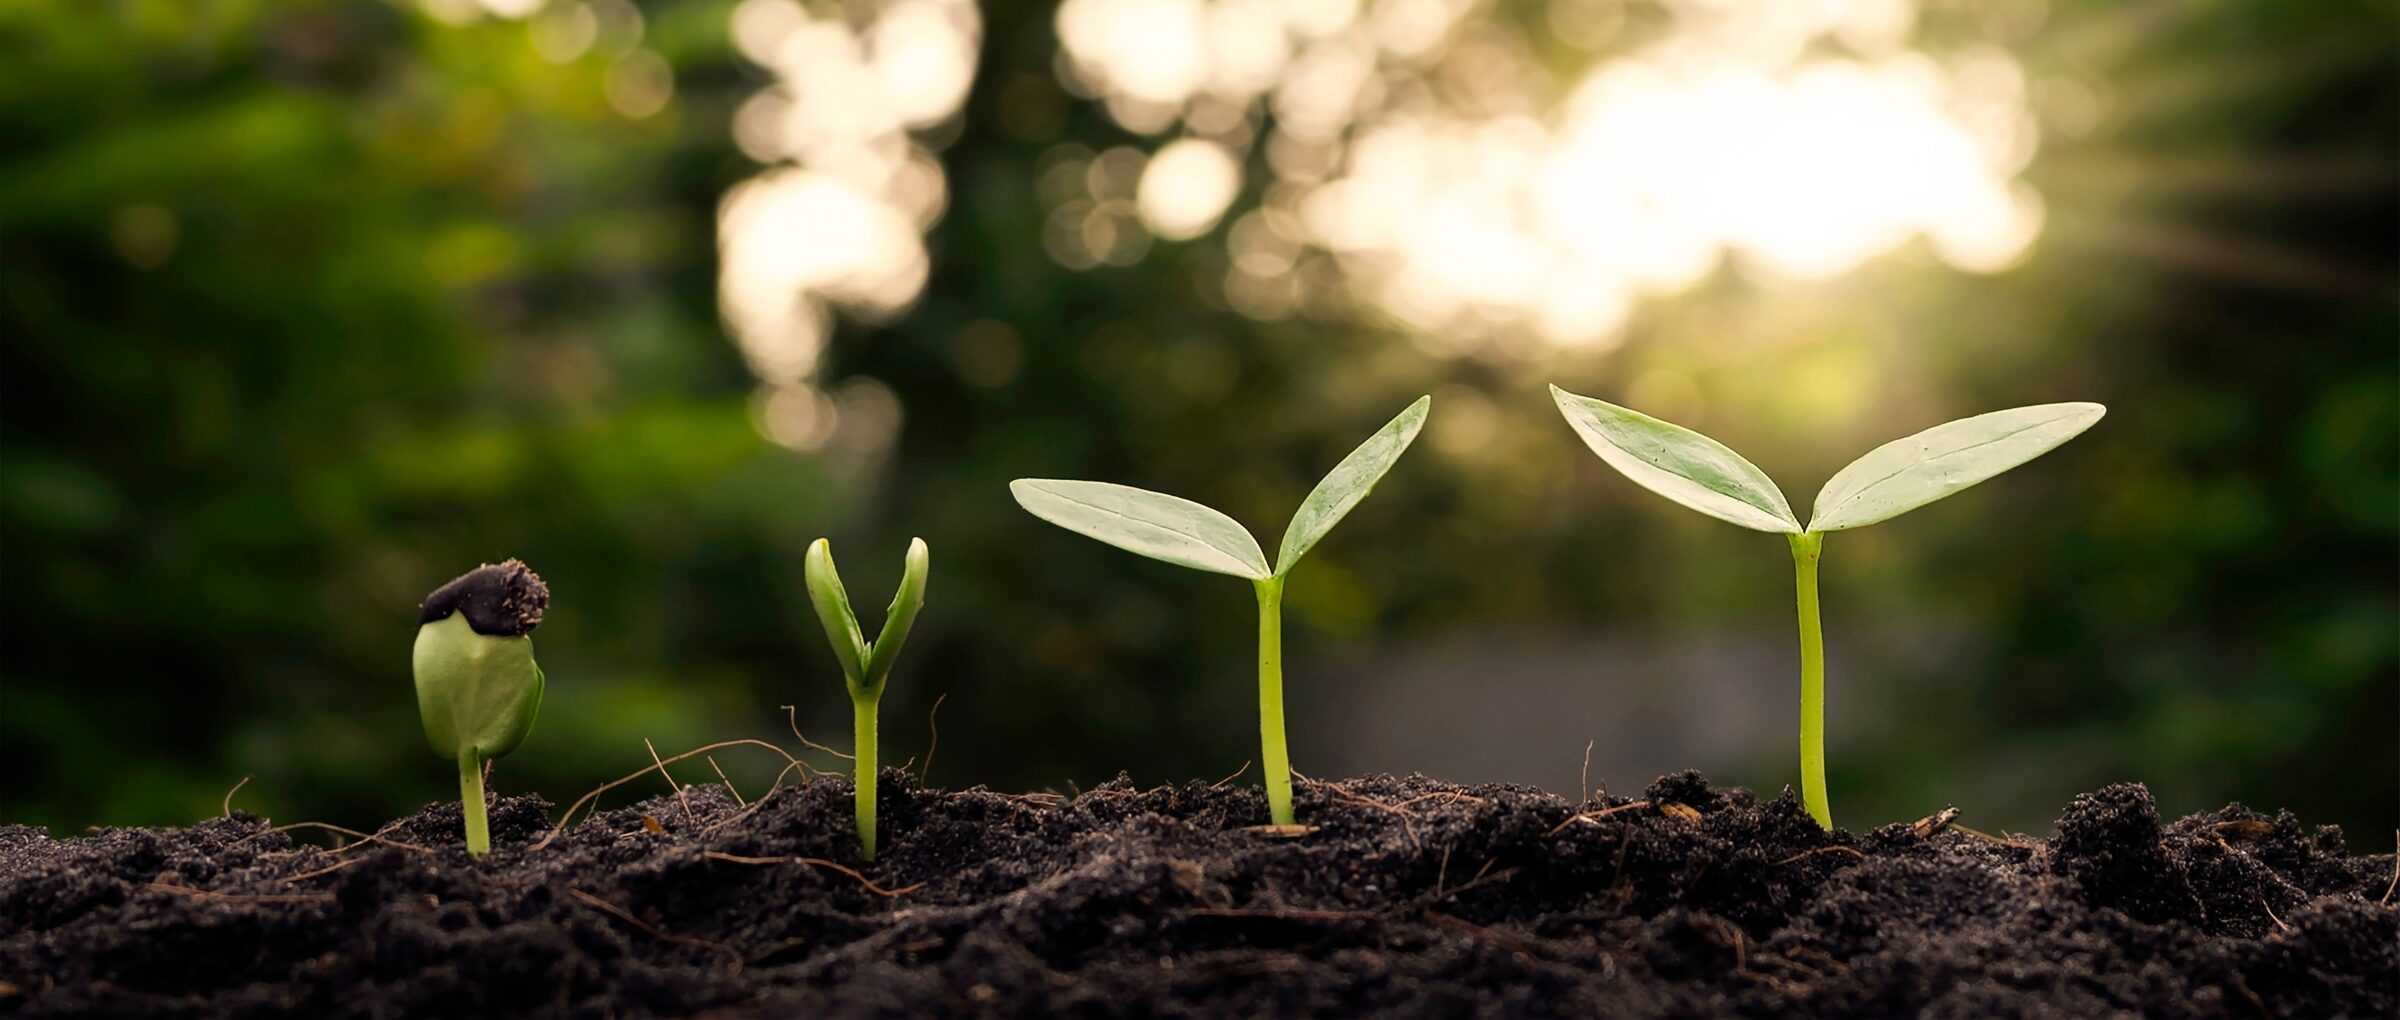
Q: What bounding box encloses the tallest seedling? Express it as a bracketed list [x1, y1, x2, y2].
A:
[1549, 387, 2104, 829]
[1013, 396, 1430, 825]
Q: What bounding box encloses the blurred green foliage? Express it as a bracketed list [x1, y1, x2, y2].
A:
[2, 0, 2391, 844]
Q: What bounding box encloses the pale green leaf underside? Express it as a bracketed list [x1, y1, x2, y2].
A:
[1550, 386, 1801, 534]
[412, 614, 543, 761]
[1011, 479, 1270, 579]
[1276, 395, 1431, 575]
[1809, 402, 2105, 532]
[806, 537, 929, 695]
[804, 538, 868, 682]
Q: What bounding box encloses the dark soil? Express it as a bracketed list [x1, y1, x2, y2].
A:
[2, 770, 2392, 1018]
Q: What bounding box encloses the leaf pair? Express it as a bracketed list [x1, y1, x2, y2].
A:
[1012, 396, 1432, 580]
[1549, 386, 2105, 534]
[805, 537, 930, 697]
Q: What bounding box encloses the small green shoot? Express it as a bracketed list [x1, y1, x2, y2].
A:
[1549, 387, 2104, 829]
[1011, 396, 1431, 826]
[805, 537, 929, 861]
[413, 559, 549, 858]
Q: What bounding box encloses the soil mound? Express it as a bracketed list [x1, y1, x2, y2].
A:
[2, 771, 2391, 1017]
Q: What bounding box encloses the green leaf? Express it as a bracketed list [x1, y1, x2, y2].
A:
[1809, 402, 2105, 532]
[1549, 386, 1801, 534]
[804, 538, 868, 683]
[1275, 395, 1431, 575]
[412, 615, 544, 760]
[859, 537, 929, 691]
[1011, 479, 1270, 580]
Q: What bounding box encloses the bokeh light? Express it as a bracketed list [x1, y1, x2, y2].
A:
[1053, 0, 2041, 346]
[719, 0, 981, 452]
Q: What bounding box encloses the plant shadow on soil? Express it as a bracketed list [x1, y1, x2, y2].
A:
[1, 769, 2393, 1018]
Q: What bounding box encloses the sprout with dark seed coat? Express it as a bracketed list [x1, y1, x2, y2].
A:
[414, 559, 548, 858]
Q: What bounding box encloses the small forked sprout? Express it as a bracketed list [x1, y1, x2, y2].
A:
[804, 537, 929, 861]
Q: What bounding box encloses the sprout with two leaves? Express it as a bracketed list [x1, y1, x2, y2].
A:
[1549, 387, 2105, 830]
[1012, 396, 1430, 826]
[805, 537, 929, 861]
[413, 559, 549, 858]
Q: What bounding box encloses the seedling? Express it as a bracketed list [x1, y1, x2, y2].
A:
[414, 559, 549, 858]
[1549, 387, 2104, 829]
[805, 537, 929, 861]
[1012, 396, 1430, 826]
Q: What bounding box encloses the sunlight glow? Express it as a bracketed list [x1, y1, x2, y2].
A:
[1138, 139, 1244, 240]
[1051, 0, 2043, 346]
[718, 0, 981, 452]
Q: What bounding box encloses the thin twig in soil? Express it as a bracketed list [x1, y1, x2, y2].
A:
[221, 775, 252, 819]
[1580, 739, 1594, 805]
[705, 756, 745, 807]
[1607, 827, 1635, 902]
[1396, 791, 1485, 812]
[1950, 823, 2041, 850]
[1074, 787, 1144, 809]
[699, 851, 927, 897]
[536, 739, 804, 850]
[1436, 845, 1453, 897]
[1545, 800, 1653, 837]
[1714, 917, 1748, 972]
[147, 882, 332, 905]
[281, 858, 364, 884]
[1749, 949, 1827, 983]
[1433, 858, 1517, 901]
[1772, 845, 1868, 866]
[780, 705, 855, 760]
[1303, 777, 1423, 853]
[645, 738, 695, 824]
[919, 692, 947, 784]
[1211, 761, 1251, 788]
[1786, 943, 1850, 977]
[696, 757, 834, 838]
[1735, 966, 1806, 996]
[2258, 893, 2292, 932]
[744, 939, 809, 968]
[1424, 911, 1544, 957]
[237, 820, 433, 855]
[567, 889, 743, 974]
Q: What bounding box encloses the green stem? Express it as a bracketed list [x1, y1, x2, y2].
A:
[1254, 576, 1294, 826]
[853, 692, 880, 860]
[1788, 531, 1831, 830]
[458, 750, 490, 857]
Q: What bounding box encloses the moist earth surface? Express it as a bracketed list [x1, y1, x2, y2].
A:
[1, 771, 2392, 1018]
